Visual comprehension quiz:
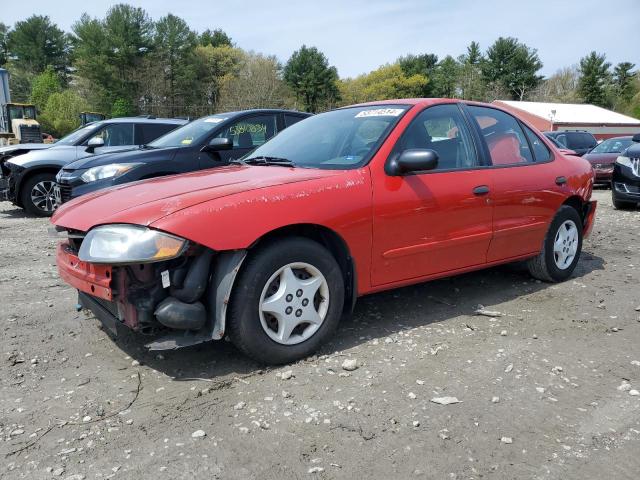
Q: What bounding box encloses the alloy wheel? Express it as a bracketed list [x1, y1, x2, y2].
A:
[30, 180, 58, 213]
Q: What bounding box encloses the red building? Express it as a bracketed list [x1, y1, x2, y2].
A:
[492, 100, 640, 140]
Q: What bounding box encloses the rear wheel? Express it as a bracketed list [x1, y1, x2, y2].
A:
[228, 237, 344, 364]
[527, 206, 583, 282]
[20, 172, 58, 216]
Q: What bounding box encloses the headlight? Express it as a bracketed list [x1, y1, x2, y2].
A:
[615, 156, 632, 167]
[80, 163, 141, 183]
[78, 224, 187, 264]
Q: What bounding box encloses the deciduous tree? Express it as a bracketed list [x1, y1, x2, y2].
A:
[30, 66, 62, 112]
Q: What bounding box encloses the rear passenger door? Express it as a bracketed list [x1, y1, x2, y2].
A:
[464, 105, 566, 262]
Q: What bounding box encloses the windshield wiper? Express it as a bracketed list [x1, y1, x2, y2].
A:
[240, 156, 296, 167]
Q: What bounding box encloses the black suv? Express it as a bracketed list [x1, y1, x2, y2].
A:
[1, 117, 186, 216]
[55, 109, 310, 205]
[611, 133, 640, 209]
[543, 130, 598, 156]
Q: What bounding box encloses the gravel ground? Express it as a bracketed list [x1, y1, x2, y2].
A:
[1, 189, 639, 480]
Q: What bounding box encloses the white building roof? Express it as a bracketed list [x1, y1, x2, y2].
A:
[495, 100, 640, 125]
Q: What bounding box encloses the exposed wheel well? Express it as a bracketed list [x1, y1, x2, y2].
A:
[16, 167, 61, 207]
[251, 224, 357, 314]
[562, 195, 586, 224]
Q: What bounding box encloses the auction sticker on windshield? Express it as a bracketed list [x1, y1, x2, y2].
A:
[355, 108, 405, 118]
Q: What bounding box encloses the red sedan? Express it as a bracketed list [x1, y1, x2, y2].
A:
[582, 136, 635, 185]
[51, 99, 597, 364]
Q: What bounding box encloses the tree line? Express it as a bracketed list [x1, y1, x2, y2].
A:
[0, 5, 638, 136]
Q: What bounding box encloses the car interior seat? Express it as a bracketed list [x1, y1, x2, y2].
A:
[238, 132, 253, 148]
[486, 132, 526, 165]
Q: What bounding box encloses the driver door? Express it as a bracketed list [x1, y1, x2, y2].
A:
[371, 104, 493, 286]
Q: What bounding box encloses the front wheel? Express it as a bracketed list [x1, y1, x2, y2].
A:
[20, 172, 58, 216]
[527, 206, 583, 282]
[228, 238, 344, 364]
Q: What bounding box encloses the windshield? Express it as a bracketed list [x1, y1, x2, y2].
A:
[149, 115, 229, 148]
[590, 137, 633, 154]
[55, 123, 103, 146]
[245, 105, 409, 169]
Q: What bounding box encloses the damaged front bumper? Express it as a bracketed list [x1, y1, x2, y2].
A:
[56, 240, 246, 350]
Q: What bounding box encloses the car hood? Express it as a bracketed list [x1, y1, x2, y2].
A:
[8, 145, 80, 168]
[62, 146, 177, 171]
[583, 152, 619, 164]
[0, 143, 52, 154]
[52, 165, 342, 232]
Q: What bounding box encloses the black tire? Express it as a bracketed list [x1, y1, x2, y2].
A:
[527, 206, 583, 282]
[20, 172, 57, 217]
[611, 194, 635, 210]
[228, 237, 345, 365]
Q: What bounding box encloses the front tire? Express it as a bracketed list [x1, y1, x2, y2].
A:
[527, 206, 583, 282]
[228, 238, 345, 364]
[20, 172, 58, 217]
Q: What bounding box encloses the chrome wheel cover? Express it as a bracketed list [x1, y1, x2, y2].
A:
[553, 219, 578, 270]
[259, 262, 330, 345]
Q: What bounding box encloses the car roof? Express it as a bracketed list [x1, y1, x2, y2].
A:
[98, 117, 188, 125]
[202, 109, 312, 119]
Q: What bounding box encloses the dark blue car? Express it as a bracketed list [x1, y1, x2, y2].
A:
[55, 109, 310, 205]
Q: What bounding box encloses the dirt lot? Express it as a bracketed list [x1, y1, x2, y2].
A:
[1, 189, 639, 480]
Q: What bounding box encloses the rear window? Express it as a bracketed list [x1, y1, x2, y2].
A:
[566, 132, 596, 150]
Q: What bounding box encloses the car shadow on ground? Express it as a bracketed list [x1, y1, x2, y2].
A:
[0, 205, 39, 219]
[107, 250, 605, 382]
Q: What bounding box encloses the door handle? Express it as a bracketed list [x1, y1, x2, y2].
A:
[473, 185, 490, 195]
[555, 176, 567, 185]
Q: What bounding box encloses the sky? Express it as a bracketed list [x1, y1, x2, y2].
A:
[3, 0, 640, 78]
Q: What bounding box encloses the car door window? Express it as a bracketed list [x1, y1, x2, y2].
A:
[284, 114, 306, 127]
[392, 104, 478, 170]
[138, 123, 179, 144]
[216, 115, 278, 149]
[555, 134, 568, 148]
[522, 125, 552, 162]
[467, 106, 534, 165]
[89, 123, 135, 146]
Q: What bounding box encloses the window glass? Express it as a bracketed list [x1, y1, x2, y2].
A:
[216, 115, 277, 148]
[392, 104, 478, 170]
[149, 114, 229, 148]
[555, 134, 567, 148]
[590, 137, 633, 154]
[522, 125, 551, 162]
[284, 114, 306, 127]
[90, 123, 134, 146]
[467, 106, 534, 165]
[245, 105, 409, 169]
[565, 132, 596, 150]
[139, 123, 179, 144]
[55, 124, 100, 145]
